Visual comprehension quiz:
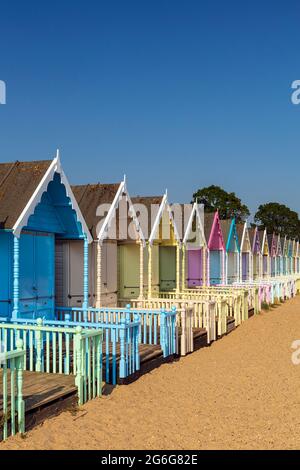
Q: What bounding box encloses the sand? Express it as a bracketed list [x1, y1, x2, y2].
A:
[2, 296, 300, 450]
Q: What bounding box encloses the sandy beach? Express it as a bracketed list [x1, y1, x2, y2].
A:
[1, 296, 300, 450]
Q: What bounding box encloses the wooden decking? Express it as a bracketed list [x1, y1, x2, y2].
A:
[0, 369, 77, 432]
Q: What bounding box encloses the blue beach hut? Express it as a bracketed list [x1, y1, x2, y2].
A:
[0, 153, 92, 321]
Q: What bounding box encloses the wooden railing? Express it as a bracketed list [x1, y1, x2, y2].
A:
[119, 300, 192, 356]
[1, 340, 25, 441]
[56, 305, 177, 359]
[0, 321, 103, 404]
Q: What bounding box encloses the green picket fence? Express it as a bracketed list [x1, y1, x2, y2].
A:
[0, 321, 103, 406]
[1, 339, 25, 441]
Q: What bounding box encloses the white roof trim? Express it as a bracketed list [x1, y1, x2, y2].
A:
[12, 155, 93, 243]
[239, 221, 247, 252]
[97, 178, 146, 245]
[183, 202, 206, 247]
[149, 192, 181, 245]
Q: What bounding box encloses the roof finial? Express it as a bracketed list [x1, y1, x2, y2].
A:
[123, 174, 126, 184]
[55, 148, 60, 161]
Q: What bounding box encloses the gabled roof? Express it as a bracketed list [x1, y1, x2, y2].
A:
[148, 191, 181, 245]
[131, 196, 163, 241]
[276, 234, 282, 256]
[248, 227, 261, 254]
[236, 223, 245, 247]
[205, 211, 225, 250]
[183, 202, 206, 247]
[0, 160, 51, 229]
[220, 219, 239, 252]
[236, 222, 251, 253]
[72, 183, 120, 239]
[73, 179, 145, 244]
[204, 213, 215, 244]
[258, 229, 269, 255]
[0, 156, 91, 242]
[268, 233, 277, 257]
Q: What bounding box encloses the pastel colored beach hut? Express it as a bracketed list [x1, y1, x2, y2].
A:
[275, 234, 283, 276]
[0, 156, 92, 321]
[220, 219, 239, 285]
[204, 212, 225, 286]
[58, 178, 145, 307]
[281, 236, 288, 275]
[248, 227, 261, 281]
[182, 202, 207, 288]
[258, 229, 270, 278]
[287, 239, 294, 275]
[131, 196, 163, 297]
[146, 192, 182, 296]
[296, 241, 300, 274]
[236, 222, 252, 282]
[268, 233, 277, 277]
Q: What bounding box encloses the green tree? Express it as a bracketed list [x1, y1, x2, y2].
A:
[192, 185, 250, 222]
[254, 202, 300, 239]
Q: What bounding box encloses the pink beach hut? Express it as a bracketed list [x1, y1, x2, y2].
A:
[183, 203, 207, 288]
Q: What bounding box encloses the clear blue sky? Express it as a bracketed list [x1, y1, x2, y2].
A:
[0, 0, 300, 217]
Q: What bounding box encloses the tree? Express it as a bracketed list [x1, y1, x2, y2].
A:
[254, 202, 300, 240]
[192, 185, 250, 223]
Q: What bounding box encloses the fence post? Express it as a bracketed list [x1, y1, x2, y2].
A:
[126, 304, 131, 323]
[16, 339, 25, 435]
[74, 326, 84, 405]
[134, 313, 140, 371]
[119, 318, 126, 379]
[180, 306, 186, 356]
[171, 306, 177, 355]
[160, 309, 166, 357]
[35, 318, 43, 372]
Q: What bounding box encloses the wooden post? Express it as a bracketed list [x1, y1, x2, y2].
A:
[139, 241, 144, 299]
[222, 249, 226, 285]
[148, 244, 152, 299]
[176, 243, 180, 293]
[203, 246, 207, 286]
[35, 318, 43, 372]
[16, 339, 25, 434]
[12, 235, 20, 321]
[74, 326, 84, 405]
[207, 248, 210, 286]
[83, 235, 89, 321]
[96, 241, 102, 308]
[181, 244, 186, 291]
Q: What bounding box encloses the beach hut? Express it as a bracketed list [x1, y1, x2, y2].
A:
[288, 239, 294, 275]
[182, 202, 207, 288]
[146, 191, 182, 297]
[59, 178, 145, 307]
[0, 155, 92, 321]
[236, 222, 252, 282]
[248, 227, 261, 281]
[275, 234, 283, 276]
[220, 219, 239, 285]
[296, 241, 300, 274]
[204, 212, 225, 286]
[258, 229, 270, 278]
[282, 236, 288, 275]
[268, 233, 277, 277]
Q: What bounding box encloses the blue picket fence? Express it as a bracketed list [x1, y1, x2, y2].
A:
[55, 305, 177, 358]
[12, 315, 140, 385]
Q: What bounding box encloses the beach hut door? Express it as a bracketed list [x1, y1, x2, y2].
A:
[159, 246, 176, 291]
[0, 232, 11, 317]
[187, 249, 203, 287]
[119, 245, 140, 299]
[19, 232, 55, 319]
